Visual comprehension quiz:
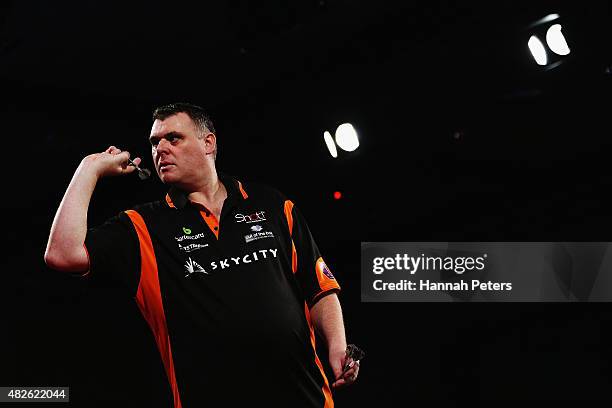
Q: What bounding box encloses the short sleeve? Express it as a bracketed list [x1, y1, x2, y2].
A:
[84, 211, 141, 296]
[288, 203, 341, 307]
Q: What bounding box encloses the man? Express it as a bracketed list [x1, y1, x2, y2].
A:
[44, 103, 359, 407]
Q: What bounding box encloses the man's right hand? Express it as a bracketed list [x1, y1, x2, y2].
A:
[44, 146, 142, 272]
[83, 146, 142, 178]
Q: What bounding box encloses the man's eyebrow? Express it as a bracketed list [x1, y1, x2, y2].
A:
[149, 131, 182, 142]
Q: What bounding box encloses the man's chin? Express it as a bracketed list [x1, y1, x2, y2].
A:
[159, 173, 178, 184]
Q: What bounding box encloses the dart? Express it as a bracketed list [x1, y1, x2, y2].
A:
[127, 158, 151, 180]
[341, 344, 365, 376]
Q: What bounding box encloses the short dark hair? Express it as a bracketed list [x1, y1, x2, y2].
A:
[152, 102, 216, 135]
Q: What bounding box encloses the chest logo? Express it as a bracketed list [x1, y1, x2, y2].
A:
[183, 248, 279, 279]
[175, 232, 206, 242]
[185, 257, 208, 277]
[235, 211, 266, 224]
[179, 242, 209, 253]
[244, 226, 275, 243]
[176, 227, 208, 253]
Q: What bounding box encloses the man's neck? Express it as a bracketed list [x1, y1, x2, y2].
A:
[186, 172, 227, 217]
[187, 172, 220, 200]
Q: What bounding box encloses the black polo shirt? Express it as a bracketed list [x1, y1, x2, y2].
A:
[84, 173, 341, 407]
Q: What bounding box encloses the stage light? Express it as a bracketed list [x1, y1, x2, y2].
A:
[335, 123, 359, 152]
[333, 191, 342, 200]
[536, 13, 560, 25]
[546, 24, 570, 56]
[324, 131, 338, 158]
[526, 13, 571, 69]
[528, 36, 548, 65]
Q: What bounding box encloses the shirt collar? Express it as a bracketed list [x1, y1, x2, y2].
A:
[165, 171, 248, 210]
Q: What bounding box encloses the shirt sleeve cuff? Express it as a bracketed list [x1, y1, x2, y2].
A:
[308, 284, 341, 308]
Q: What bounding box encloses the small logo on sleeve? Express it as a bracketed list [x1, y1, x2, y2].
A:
[183, 227, 192, 235]
[316, 258, 336, 280]
[322, 264, 335, 279]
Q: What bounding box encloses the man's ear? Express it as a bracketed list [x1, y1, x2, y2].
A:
[203, 133, 216, 155]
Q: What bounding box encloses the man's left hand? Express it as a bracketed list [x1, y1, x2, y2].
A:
[329, 348, 360, 389]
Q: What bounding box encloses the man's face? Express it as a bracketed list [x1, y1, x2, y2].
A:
[149, 112, 212, 187]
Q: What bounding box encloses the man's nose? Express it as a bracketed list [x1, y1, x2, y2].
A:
[156, 138, 171, 153]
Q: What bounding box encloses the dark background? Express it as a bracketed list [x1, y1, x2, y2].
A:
[2, 1, 612, 406]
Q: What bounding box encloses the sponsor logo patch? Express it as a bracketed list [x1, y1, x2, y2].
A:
[175, 232, 206, 242]
[184, 248, 279, 278]
[322, 264, 335, 279]
[235, 211, 266, 224]
[316, 258, 336, 280]
[184, 257, 207, 276]
[178, 242, 209, 253]
[175, 227, 208, 253]
[244, 231, 274, 243]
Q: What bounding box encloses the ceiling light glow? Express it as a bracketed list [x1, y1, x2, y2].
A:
[528, 35, 548, 65]
[334, 123, 359, 152]
[323, 131, 338, 158]
[546, 24, 570, 56]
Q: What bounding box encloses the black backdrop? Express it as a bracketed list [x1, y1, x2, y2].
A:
[2, 1, 612, 406]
